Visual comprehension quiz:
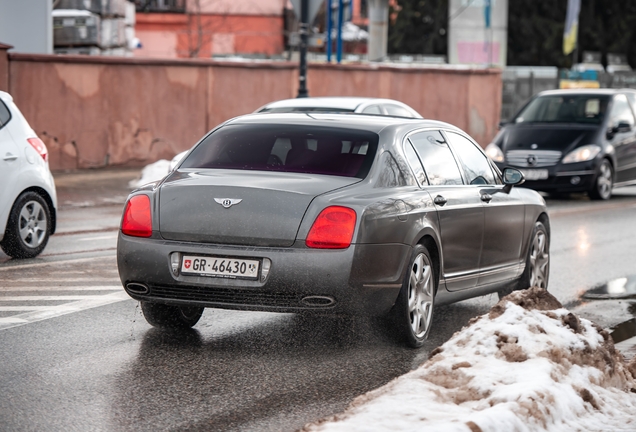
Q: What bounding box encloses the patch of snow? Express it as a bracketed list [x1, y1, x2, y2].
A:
[304, 288, 636, 432]
[169, 150, 189, 171]
[128, 159, 171, 188]
[330, 22, 369, 42]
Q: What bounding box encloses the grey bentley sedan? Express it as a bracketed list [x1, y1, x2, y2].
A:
[117, 113, 550, 347]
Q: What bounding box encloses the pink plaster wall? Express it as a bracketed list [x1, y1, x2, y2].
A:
[6, 53, 501, 171]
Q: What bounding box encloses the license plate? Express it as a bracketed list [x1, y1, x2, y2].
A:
[181, 255, 260, 279]
[519, 169, 549, 181]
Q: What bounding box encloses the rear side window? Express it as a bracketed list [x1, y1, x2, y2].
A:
[362, 105, 382, 114]
[384, 104, 414, 118]
[180, 124, 379, 179]
[0, 100, 11, 129]
[409, 131, 464, 185]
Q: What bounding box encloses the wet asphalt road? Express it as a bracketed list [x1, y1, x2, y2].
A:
[0, 177, 635, 431]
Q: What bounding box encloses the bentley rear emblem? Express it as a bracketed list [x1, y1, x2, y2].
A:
[214, 198, 242, 209]
[527, 155, 538, 167]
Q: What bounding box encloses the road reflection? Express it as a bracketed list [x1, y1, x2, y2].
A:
[110, 298, 495, 431]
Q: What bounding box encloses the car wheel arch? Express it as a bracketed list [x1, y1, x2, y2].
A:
[601, 155, 616, 181]
[415, 234, 441, 295]
[537, 212, 550, 237]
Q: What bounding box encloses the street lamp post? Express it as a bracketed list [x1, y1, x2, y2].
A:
[297, 0, 309, 98]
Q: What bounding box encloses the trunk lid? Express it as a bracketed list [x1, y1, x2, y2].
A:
[158, 170, 358, 247]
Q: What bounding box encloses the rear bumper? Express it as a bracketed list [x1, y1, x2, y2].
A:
[117, 233, 411, 316]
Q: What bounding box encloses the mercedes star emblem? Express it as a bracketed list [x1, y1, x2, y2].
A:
[527, 155, 537, 167]
[214, 198, 243, 209]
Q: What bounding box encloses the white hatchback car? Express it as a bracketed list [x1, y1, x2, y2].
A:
[0, 91, 57, 259]
[255, 96, 423, 118]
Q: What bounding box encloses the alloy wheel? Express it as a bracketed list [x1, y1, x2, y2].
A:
[529, 230, 549, 288]
[596, 161, 613, 200]
[407, 253, 434, 338]
[18, 201, 48, 248]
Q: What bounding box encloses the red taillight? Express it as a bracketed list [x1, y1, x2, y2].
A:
[121, 195, 152, 237]
[306, 206, 356, 249]
[27, 138, 48, 162]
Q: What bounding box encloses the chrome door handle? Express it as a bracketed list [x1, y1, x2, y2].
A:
[3, 153, 18, 161]
[481, 193, 493, 203]
[433, 195, 447, 206]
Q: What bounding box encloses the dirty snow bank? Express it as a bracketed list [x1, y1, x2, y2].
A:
[304, 288, 636, 432]
[128, 159, 171, 188]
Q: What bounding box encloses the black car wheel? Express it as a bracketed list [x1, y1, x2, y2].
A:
[499, 221, 550, 299]
[140, 302, 204, 328]
[0, 191, 51, 259]
[589, 159, 613, 200]
[392, 244, 436, 348]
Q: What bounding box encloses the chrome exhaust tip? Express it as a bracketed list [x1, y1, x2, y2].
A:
[126, 283, 150, 295]
[301, 296, 336, 307]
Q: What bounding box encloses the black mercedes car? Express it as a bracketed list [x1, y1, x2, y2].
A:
[118, 113, 549, 348]
[486, 89, 636, 199]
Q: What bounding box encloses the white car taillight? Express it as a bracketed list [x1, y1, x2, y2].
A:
[27, 137, 48, 162]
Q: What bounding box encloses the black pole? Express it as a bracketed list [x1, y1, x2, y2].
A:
[296, 0, 309, 98]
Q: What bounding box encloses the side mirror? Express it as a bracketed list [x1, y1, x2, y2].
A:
[616, 120, 632, 134]
[502, 167, 525, 189]
[497, 121, 507, 130]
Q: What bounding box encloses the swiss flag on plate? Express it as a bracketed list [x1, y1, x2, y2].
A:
[184, 259, 191, 269]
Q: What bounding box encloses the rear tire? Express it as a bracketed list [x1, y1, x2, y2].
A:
[0, 191, 51, 259]
[391, 244, 437, 348]
[589, 159, 613, 200]
[140, 302, 204, 328]
[499, 221, 550, 299]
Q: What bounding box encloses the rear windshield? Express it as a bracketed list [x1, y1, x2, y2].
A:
[515, 95, 610, 125]
[180, 124, 379, 179]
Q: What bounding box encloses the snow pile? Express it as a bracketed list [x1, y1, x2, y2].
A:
[304, 288, 636, 432]
[128, 159, 171, 188]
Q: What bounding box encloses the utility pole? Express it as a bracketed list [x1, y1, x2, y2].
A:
[296, 0, 309, 98]
[368, 0, 389, 62]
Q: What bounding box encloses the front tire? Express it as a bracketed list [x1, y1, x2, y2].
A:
[391, 244, 437, 348]
[0, 191, 51, 259]
[589, 159, 613, 200]
[499, 221, 550, 299]
[140, 302, 204, 329]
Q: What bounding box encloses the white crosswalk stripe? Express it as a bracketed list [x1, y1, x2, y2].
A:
[1, 285, 123, 291]
[0, 283, 130, 330]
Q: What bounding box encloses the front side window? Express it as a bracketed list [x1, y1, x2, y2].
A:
[409, 131, 464, 186]
[445, 132, 496, 185]
[515, 95, 610, 125]
[626, 93, 636, 113]
[609, 94, 635, 128]
[180, 124, 378, 179]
